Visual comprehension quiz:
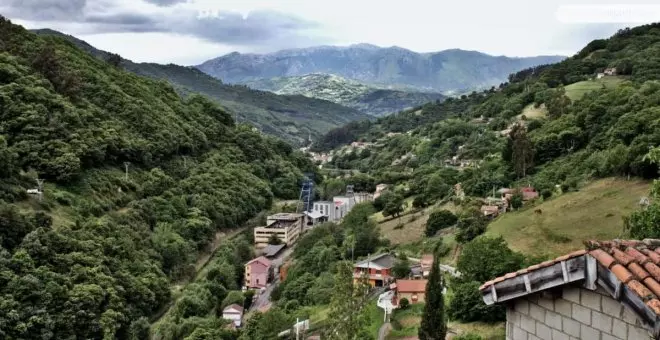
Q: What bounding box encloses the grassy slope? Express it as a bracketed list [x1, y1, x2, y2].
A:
[518, 104, 548, 120]
[564, 76, 626, 101]
[485, 178, 649, 258]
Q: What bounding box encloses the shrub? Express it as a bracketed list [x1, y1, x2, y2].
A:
[425, 210, 458, 237]
[447, 281, 505, 322]
[399, 297, 410, 309]
[541, 189, 552, 199]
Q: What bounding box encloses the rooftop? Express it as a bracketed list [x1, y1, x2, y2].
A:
[246, 256, 271, 267]
[268, 213, 304, 221]
[223, 304, 244, 313]
[262, 244, 286, 258]
[480, 239, 660, 337]
[396, 279, 428, 293]
[355, 253, 397, 270]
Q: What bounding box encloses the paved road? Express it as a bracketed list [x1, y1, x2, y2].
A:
[378, 322, 392, 340]
[249, 246, 295, 312]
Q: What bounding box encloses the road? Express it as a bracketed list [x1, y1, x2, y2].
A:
[249, 246, 295, 312]
[378, 322, 392, 340]
[407, 257, 461, 278]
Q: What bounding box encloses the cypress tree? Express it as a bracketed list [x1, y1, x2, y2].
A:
[418, 246, 447, 340]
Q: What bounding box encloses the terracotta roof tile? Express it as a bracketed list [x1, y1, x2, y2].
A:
[626, 247, 649, 264]
[644, 262, 660, 282]
[647, 299, 660, 315]
[642, 249, 660, 265]
[628, 263, 650, 281]
[644, 277, 660, 298]
[612, 248, 634, 266]
[480, 239, 660, 318]
[590, 249, 615, 268]
[627, 280, 654, 301]
[611, 264, 633, 284]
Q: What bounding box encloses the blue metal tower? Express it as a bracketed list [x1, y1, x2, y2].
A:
[298, 173, 314, 213]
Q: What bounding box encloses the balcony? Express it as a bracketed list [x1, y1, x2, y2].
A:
[353, 272, 390, 281]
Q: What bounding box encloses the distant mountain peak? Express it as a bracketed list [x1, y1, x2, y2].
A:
[196, 45, 566, 92]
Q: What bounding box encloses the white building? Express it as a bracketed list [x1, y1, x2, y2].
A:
[222, 304, 244, 328]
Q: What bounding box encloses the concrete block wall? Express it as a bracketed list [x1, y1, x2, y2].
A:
[506, 285, 652, 340]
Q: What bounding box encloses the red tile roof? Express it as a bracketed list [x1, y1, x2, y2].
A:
[246, 256, 271, 267]
[396, 279, 427, 293]
[480, 239, 660, 317]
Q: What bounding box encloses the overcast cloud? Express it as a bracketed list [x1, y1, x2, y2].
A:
[1, 0, 657, 65]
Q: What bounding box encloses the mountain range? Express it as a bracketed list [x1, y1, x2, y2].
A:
[196, 44, 566, 92]
[32, 29, 368, 145]
[242, 73, 446, 116]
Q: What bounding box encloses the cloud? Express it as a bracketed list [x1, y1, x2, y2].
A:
[4, 0, 87, 21]
[143, 0, 187, 6]
[1, 0, 321, 48]
[177, 10, 319, 46]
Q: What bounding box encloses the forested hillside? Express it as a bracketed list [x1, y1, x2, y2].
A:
[0, 18, 317, 339]
[318, 23, 660, 198]
[32, 29, 368, 145]
[242, 73, 446, 116]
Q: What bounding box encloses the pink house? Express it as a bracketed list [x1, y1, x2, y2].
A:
[244, 256, 272, 289]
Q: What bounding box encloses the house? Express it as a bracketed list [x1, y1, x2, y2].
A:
[597, 72, 606, 79]
[312, 200, 348, 222]
[222, 304, 244, 328]
[420, 254, 434, 278]
[604, 67, 617, 76]
[481, 205, 500, 218]
[392, 279, 428, 306]
[354, 192, 374, 204]
[244, 256, 272, 289]
[253, 213, 304, 248]
[374, 184, 388, 199]
[409, 264, 423, 279]
[479, 239, 660, 339]
[261, 244, 286, 259]
[521, 186, 539, 201]
[353, 253, 397, 287]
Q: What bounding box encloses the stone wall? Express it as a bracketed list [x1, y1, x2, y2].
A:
[506, 284, 652, 340]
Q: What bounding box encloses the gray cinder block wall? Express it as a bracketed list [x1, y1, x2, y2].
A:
[506, 285, 652, 340]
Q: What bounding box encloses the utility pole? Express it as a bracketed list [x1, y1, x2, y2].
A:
[124, 162, 130, 181]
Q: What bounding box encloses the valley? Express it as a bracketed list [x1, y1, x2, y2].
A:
[1, 6, 660, 340]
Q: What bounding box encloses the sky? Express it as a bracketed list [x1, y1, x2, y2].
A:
[1, 0, 658, 65]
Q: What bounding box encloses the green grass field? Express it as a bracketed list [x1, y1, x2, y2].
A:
[518, 104, 548, 120]
[485, 178, 650, 258]
[564, 76, 625, 101]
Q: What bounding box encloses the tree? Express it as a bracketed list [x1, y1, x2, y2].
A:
[510, 124, 534, 178]
[456, 237, 524, 283]
[382, 191, 405, 218]
[625, 147, 660, 238]
[455, 214, 488, 244]
[267, 233, 283, 245]
[447, 281, 505, 322]
[509, 192, 523, 209]
[425, 210, 458, 237]
[392, 255, 411, 279]
[105, 53, 122, 67]
[419, 247, 447, 340]
[324, 261, 371, 340]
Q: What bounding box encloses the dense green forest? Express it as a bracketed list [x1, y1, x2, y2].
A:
[32, 29, 368, 146]
[0, 18, 319, 339]
[318, 23, 660, 201]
